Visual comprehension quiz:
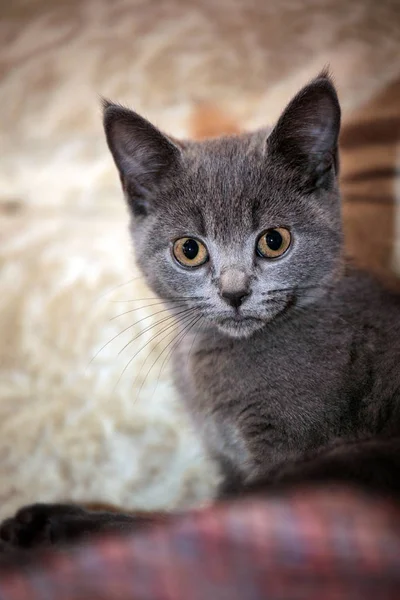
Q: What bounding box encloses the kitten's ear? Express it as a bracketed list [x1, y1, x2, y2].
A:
[103, 101, 181, 215]
[267, 71, 341, 189]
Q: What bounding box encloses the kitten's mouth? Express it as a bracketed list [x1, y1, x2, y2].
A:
[220, 315, 260, 324]
[215, 296, 295, 338]
[216, 315, 265, 338]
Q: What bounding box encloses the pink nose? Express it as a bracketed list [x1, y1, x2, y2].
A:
[219, 269, 251, 308]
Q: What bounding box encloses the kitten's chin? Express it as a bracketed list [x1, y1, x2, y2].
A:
[215, 317, 266, 339]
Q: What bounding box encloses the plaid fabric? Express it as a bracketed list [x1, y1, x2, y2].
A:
[0, 486, 399, 600]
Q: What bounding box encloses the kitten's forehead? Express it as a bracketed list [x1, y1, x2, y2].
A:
[176, 133, 273, 240]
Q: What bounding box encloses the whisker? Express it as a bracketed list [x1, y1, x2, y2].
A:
[136, 314, 201, 401]
[117, 306, 194, 357]
[117, 310, 197, 391]
[156, 315, 203, 394]
[110, 296, 208, 303]
[128, 311, 198, 391]
[89, 305, 189, 365]
[261, 285, 321, 296]
[96, 276, 144, 301]
[186, 324, 200, 372]
[261, 298, 289, 305]
[110, 301, 187, 321]
[124, 312, 195, 373]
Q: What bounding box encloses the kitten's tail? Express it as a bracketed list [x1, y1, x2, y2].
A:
[243, 437, 400, 499]
[188, 103, 241, 140]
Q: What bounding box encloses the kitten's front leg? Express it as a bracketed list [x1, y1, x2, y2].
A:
[0, 503, 160, 550]
[201, 410, 283, 497]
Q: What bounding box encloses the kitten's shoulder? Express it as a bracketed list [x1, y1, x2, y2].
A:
[340, 263, 400, 315]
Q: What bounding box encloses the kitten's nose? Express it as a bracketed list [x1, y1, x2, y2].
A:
[221, 289, 250, 308]
[219, 269, 251, 309]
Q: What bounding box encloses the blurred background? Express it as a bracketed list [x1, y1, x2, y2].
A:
[0, 0, 399, 520]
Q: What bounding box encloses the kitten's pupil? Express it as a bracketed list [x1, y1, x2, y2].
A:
[182, 238, 199, 260]
[266, 230, 283, 251]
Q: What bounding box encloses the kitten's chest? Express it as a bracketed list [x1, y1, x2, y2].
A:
[172, 323, 352, 479]
[176, 325, 347, 409]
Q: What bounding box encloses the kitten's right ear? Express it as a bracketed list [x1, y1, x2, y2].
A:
[103, 101, 181, 215]
[267, 71, 341, 190]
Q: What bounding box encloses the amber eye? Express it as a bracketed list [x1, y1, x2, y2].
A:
[173, 237, 209, 268]
[256, 227, 291, 259]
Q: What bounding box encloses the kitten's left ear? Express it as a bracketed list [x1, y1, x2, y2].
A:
[103, 101, 181, 215]
[267, 71, 341, 188]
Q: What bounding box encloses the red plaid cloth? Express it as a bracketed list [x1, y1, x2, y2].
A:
[0, 486, 399, 599]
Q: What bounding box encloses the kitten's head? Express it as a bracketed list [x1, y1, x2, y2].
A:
[103, 72, 342, 338]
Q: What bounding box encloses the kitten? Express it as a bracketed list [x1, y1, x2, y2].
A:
[2, 71, 400, 549]
[102, 70, 400, 491]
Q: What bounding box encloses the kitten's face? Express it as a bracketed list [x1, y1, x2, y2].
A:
[104, 73, 343, 338]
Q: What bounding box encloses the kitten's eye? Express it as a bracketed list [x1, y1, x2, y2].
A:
[173, 237, 209, 268]
[256, 228, 291, 259]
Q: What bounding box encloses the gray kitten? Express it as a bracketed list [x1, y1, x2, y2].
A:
[2, 72, 400, 550]
[102, 71, 400, 491]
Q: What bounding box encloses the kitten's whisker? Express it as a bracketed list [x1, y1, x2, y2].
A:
[130, 313, 195, 371]
[127, 312, 198, 393]
[90, 305, 191, 365]
[137, 314, 201, 402]
[156, 315, 203, 394]
[261, 285, 322, 296]
[118, 310, 197, 391]
[96, 276, 144, 301]
[110, 296, 208, 303]
[111, 302, 187, 321]
[90, 310, 170, 364]
[186, 325, 200, 372]
[110, 300, 169, 309]
[262, 297, 290, 305]
[117, 307, 195, 357]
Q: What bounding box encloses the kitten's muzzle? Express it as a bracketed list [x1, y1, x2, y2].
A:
[220, 288, 251, 309]
[219, 268, 252, 309]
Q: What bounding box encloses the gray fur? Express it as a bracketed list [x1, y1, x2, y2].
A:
[104, 73, 400, 492]
[3, 73, 400, 553]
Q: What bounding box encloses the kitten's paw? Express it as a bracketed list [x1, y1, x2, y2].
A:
[0, 503, 86, 549]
